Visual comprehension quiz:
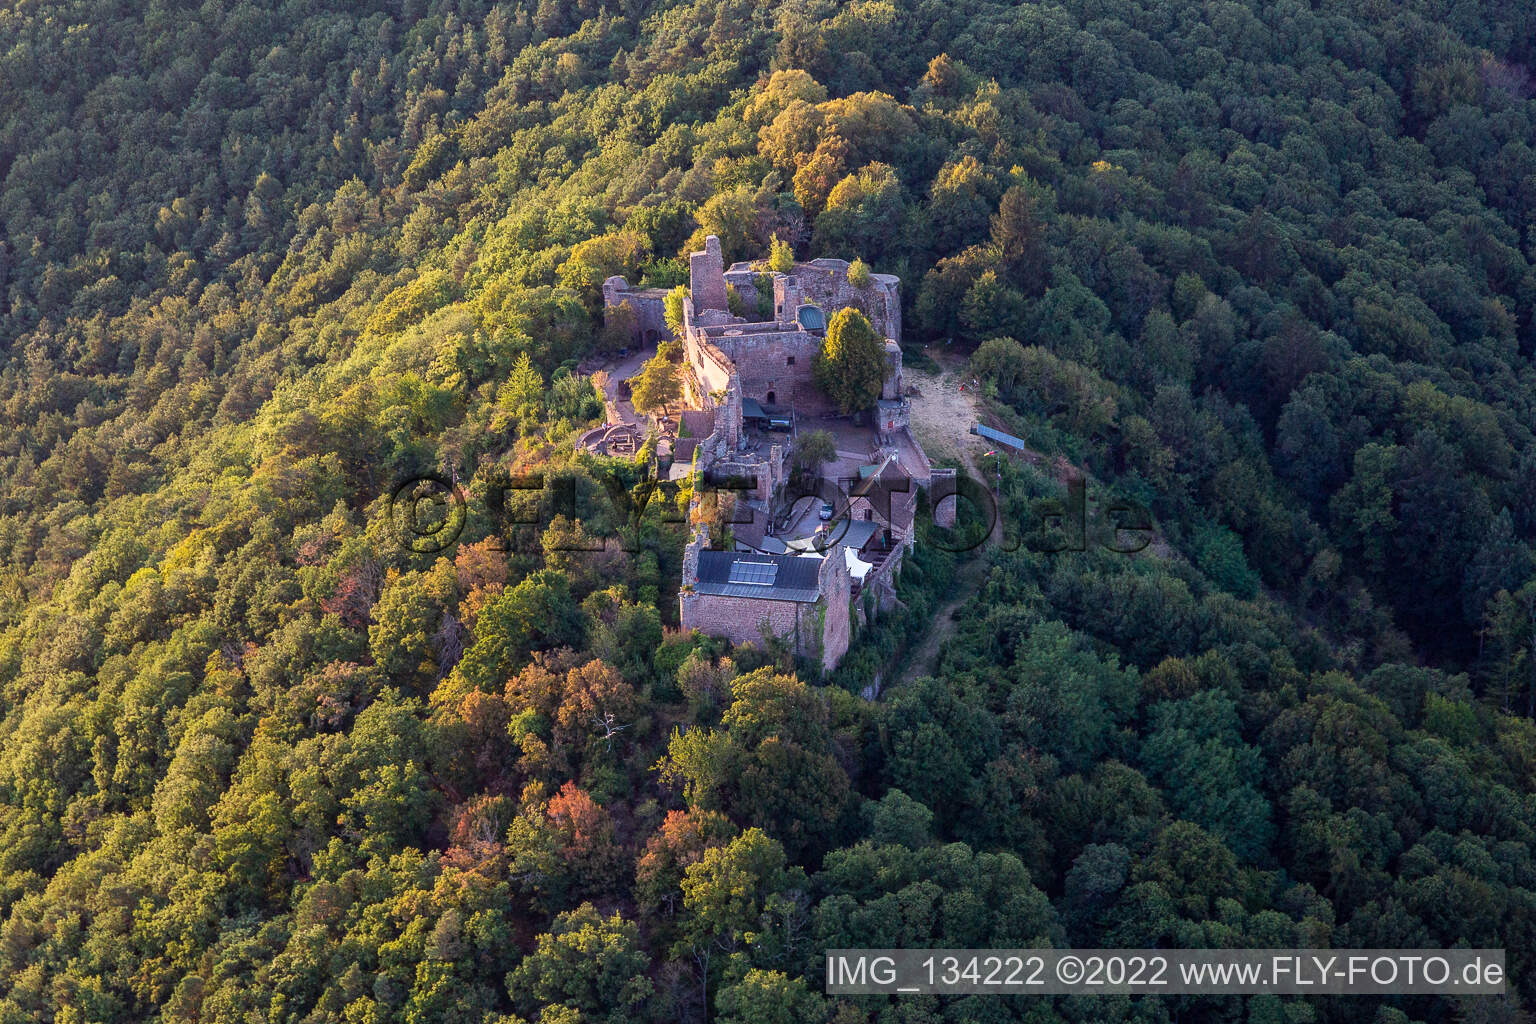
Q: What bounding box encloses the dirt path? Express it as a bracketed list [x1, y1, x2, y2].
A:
[905, 348, 1020, 551]
[896, 349, 992, 685]
[593, 345, 651, 425]
[900, 554, 987, 685]
[903, 351, 988, 479]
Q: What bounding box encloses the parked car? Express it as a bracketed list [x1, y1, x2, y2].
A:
[818, 502, 834, 521]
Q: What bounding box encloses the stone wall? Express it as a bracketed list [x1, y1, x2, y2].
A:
[814, 542, 852, 670]
[678, 529, 850, 672]
[679, 578, 847, 671]
[687, 330, 735, 398]
[680, 238, 905, 418]
[724, 266, 768, 314]
[708, 325, 827, 413]
[856, 539, 905, 615]
[930, 467, 959, 529]
[897, 426, 934, 489]
[881, 340, 903, 400]
[774, 260, 901, 343]
[876, 402, 910, 443]
[670, 237, 922, 675]
[602, 277, 673, 345]
[683, 590, 802, 650]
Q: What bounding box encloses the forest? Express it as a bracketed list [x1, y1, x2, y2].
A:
[1, 0, 1536, 1021]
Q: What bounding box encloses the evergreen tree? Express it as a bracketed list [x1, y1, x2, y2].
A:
[813, 308, 884, 414]
[500, 351, 544, 430]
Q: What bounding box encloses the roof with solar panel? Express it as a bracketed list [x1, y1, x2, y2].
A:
[694, 551, 823, 602]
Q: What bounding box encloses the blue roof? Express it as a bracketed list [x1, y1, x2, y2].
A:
[796, 303, 827, 331]
[972, 423, 1029, 451]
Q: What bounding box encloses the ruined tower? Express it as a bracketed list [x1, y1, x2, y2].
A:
[689, 235, 729, 313]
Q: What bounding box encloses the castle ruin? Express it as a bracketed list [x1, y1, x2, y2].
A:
[604, 236, 936, 672]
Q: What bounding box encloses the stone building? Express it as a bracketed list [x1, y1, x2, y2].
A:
[679, 532, 852, 672]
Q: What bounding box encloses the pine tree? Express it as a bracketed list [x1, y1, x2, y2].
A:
[991, 184, 1048, 296]
[499, 351, 544, 431]
[1463, 508, 1529, 623]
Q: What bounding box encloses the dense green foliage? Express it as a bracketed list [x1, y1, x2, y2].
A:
[814, 308, 884, 414]
[2, 0, 1536, 1022]
[632, 339, 683, 418]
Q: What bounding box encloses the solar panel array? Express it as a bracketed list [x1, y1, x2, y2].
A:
[727, 559, 779, 586]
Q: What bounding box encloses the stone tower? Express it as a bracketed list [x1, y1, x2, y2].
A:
[689, 235, 729, 313]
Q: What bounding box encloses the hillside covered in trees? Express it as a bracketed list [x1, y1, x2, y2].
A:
[2, 0, 1536, 1021]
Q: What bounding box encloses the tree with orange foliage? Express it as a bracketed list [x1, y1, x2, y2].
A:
[554, 659, 637, 757]
[456, 688, 513, 787]
[507, 781, 623, 910]
[635, 809, 737, 921]
[504, 656, 636, 781]
[321, 557, 383, 628]
[452, 538, 508, 631]
[443, 794, 514, 874]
